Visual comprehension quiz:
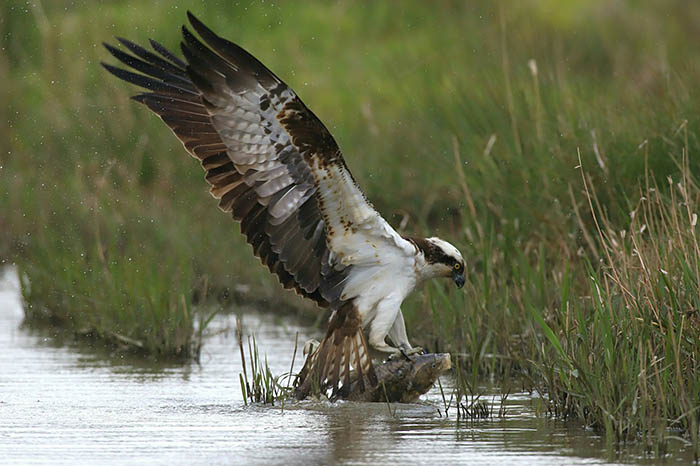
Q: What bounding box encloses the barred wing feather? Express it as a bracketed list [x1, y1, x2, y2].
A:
[102, 12, 413, 309]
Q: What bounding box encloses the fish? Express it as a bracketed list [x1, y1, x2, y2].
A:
[295, 344, 451, 403]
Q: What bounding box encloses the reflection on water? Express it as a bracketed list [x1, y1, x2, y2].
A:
[0, 267, 693, 465]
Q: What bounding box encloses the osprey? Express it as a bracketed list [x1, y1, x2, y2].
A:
[103, 13, 465, 399]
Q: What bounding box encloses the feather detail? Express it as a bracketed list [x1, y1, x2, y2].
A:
[101, 14, 349, 308]
[294, 302, 377, 400]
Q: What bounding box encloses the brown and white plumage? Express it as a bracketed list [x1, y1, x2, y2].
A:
[103, 12, 465, 400]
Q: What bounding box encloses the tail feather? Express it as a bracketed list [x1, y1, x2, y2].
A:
[362, 335, 378, 387]
[351, 334, 365, 393]
[294, 302, 377, 400]
[329, 341, 342, 392]
[342, 341, 352, 393]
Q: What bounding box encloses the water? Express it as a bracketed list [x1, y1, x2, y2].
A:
[0, 268, 693, 465]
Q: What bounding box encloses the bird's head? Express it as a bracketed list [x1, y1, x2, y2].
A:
[413, 237, 466, 288]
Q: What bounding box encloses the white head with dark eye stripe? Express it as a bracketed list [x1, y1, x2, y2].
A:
[411, 237, 466, 287]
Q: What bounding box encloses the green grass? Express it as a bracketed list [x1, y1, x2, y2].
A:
[1, 0, 700, 453]
[236, 317, 296, 406]
[533, 155, 700, 452]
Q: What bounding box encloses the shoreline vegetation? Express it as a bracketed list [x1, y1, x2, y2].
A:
[2, 0, 698, 456]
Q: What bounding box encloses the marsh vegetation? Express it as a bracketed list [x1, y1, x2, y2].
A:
[2, 0, 699, 457]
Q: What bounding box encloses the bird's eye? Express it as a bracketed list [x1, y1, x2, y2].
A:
[454, 263, 461, 270]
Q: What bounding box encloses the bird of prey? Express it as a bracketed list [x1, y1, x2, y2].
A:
[103, 12, 465, 399]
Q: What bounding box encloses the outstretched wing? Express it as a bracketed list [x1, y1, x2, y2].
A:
[102, 12, 413, 308]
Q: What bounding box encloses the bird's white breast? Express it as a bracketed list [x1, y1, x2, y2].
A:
[342, 251, 419, 324]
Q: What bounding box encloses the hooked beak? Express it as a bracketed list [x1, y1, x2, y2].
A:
[453, 270, 465, 288]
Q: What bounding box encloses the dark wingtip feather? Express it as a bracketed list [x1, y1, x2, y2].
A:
[102, 61, 194, 95]
[181, 24, 189, 37]
[149, 38, 187, 69]
[181, 25, 207, 58]
[131, 94, 147, 104]
[115, 36, 136, 48]
[187, 10, 214, 39]
[114, 37, 132, 49]
[115, 36, 189, 78]
[183, 10, 281, 88]
[102, 41, 119, 57]
[103, 41, 129, 62]
[101, 61, 120, 75]
[180, 26, 199, 58]
[186, 10, 199, 26]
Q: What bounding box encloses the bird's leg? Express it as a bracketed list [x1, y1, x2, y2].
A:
[388, 311, 423, 358]
[369, 339, 403, 356]
[369, 296, 415, 360]
[369, 323, 404, 359]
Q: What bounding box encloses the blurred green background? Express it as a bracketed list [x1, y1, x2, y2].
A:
[1, 0, 698, 353]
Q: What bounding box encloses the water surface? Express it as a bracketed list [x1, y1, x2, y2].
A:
[0, 268, 692, 464]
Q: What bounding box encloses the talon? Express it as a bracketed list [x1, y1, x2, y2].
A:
[399, 346, 423, 359]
